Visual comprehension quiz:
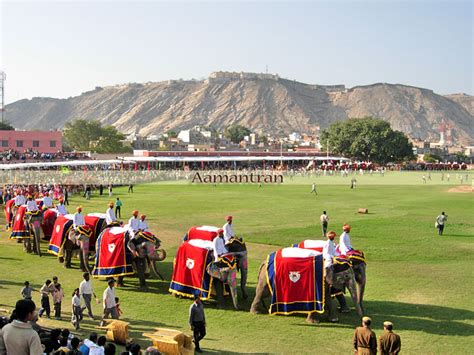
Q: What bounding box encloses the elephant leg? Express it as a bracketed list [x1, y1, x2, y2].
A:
[213, 279, 225, 308]
[326, 285, 339, 322]
[79, 240, 90, 272]
[239, 256, 248, 300]
[336, 294, 350, 313]
[227, 271, 239, 310]
[117, 276, 125, 287]
[358, 279, 366, 314]
[23, 238, 32, 253]
[347, 278, 363, 316]
[64, 247, 73, 268]
[34, 225, 42, 256]
[135, 258, 147, 289]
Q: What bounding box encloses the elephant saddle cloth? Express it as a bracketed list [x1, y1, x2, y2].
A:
[92, 226, 134, 278]
[293, 240, 325, 253]
[346, 250, 366, 264]
[10, 205, 29, 239]
[225, 238, 246, 253]
[184, 225, 220, 242]
[4, 199, 14, 230]
[169, 239, 214, 300]
[85, 213, 108, 249]
[266, 247, 325, 315]
[41, 209, 57, 238]
[48, 214, 74, 256]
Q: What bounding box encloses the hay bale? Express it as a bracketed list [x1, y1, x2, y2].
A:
[143, 328, 194, 355]
[358, 208, 368, 214]
[97, 319, 130, 345]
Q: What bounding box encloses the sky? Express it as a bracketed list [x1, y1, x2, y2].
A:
[1, 0, 472, 104]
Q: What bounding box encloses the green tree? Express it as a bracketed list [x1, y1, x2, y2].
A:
[224, 125, 251, 144]
[63, 119, 132, 153]
[0, 121, 14, 130]
[320, 117, 415, 164]
[423, 153, 442, 163]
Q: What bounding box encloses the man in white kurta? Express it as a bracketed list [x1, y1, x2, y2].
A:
[14, 192, 26, 207]
[56, 198, 67, 216]
[138, 215, 150, 232]
[42, 193, 54, 208]
[323, 230, 337, 285]
[73, 207, 86, 230]
[128, 210, 140, 238]
[26, 196, 39, 213]
[105, 202, 117, 225]
[223, 216, 235, 243]
[339, 224, 353, 255]
[212, 229, 228, 262]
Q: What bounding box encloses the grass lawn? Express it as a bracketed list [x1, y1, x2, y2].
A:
[0, 171, 473, 354]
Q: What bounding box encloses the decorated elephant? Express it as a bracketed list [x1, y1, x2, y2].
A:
[4, 199, 14, 231]
[24, 211, 44, 256]
[170, 238, 240, 309]
[93, 227, 166, 288]
[184, 226, 248, 300]
[250, 248, 362, 323]
[345, 250, 367, 313]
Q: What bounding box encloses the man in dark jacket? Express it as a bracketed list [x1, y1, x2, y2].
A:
[189, 295, 206, 353]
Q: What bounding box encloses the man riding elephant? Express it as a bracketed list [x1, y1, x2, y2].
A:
[24, 195, 43, 256]
[250, 247, 362, 323]
[105, 202, 120, 227]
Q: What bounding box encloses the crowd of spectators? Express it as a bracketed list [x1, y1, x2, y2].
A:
[0, 149, 89, 163]
[0, 299, 160, 354]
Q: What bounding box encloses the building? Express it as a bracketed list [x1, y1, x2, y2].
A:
[0, 130, 62, 153]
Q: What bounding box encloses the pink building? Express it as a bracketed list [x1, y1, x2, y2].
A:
[0, 130, 62, 153]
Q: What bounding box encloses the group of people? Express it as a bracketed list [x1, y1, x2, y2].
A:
[353, 316, 401, 354]
[0, 299, 154, 354]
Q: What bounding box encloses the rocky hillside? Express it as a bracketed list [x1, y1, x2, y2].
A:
[5, 75, 474, 144]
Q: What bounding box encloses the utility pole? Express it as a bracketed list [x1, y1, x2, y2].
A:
[326, 138, 329, 160]
[0, 71, 5, 124]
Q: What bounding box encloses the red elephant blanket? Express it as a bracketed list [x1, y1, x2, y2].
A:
[184, 225, 220, 242]
[169, 239, 214, 300]
[266, 247, 325, 315]
[4, 199, 14, 231]
[41, 209, 57, 239]
[48, 214, 74, 256]
[10, 205, 29, 239]
[85, 213, 107, 251]
[92, 226, 134, 278]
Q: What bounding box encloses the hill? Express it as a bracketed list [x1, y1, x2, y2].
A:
[5, 73, 474, 144]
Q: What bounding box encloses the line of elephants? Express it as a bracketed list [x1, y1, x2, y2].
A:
[7, 208, 366, 322]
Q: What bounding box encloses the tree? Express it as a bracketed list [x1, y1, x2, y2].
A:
[63, 119, 132, 153]
[423, 153, 442, 163]
[0, 121, 14, 130]
[224, 125, 251, 144]
[320, 117, 415, 164]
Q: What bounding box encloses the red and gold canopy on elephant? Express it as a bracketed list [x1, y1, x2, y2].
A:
[184, 226, 220, 242]
[48, 214, 74, 255]
[266, 247, 325, 315]
[84, 213, 107, 251]
[41, 208, 57, 239]
[169, 239, 214, 300]
[92, 226, 134, 278]
[4, 199, 15, 231]
[10, 205, 30, 239]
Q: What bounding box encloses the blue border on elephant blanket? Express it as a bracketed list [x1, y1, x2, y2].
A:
[266, 251, 325, 315]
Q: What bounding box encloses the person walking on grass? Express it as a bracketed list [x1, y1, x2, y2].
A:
[53, 283, 64, 320]
[80, 272, 98, 320]
[0, 299, 43, 355]
[71, 288, 83, 330]
[189, 295, 206, 353]
[311, 183, 317, 195]
[436, 212, 448, 236]
[379, 321, 401, 355]
[100, 279, 118, 327]
[20, 281, 37, 300]
[320, 211, 329, 237]
[115, 198, 122, 219]
[39, 279, 54, 318]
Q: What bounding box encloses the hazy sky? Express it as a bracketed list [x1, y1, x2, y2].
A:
[1, 0, 472, 104]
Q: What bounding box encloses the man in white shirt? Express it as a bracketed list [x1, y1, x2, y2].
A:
[339, 224, 353, 255]
[212, 229, 229, 262]
[138, 214, 149, 232]
[79, 272, 97, 320]
[223, 216, 235, 243]
[128, 210, 140, 238]
[323, 231, 337, 285]
[320, 211, 329, 237]
[105, 202, 117, 225]
[42, 192, 54, 208]
[26, 195, 39, 213]
[56, 197, 68, 216]
[73, 206, 86, 231]
[100, 279, 118, 327]
[14, 191, 26, 207]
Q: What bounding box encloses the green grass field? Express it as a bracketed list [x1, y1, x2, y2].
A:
[0, 172, 473, 354]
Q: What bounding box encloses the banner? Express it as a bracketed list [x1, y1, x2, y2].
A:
[48, 214, 74, 256]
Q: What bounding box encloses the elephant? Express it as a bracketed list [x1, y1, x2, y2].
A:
[347, 255, 367, 313]
[120, 232, 167, 288]
[24, 212, 44, 256]
[225, 237, 248, 300]
[61, 229, 92, 272]
[250, 258, 363, 323]
[206, 261, 239, 310]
